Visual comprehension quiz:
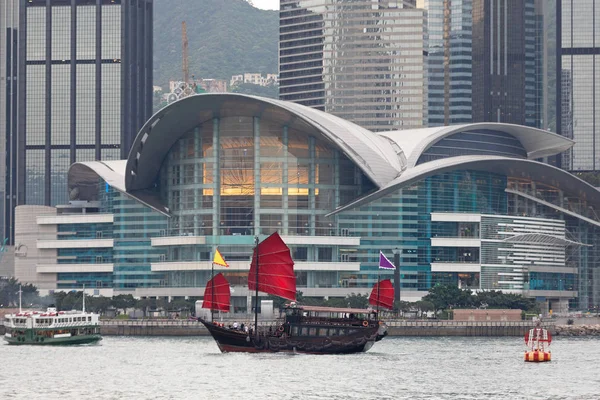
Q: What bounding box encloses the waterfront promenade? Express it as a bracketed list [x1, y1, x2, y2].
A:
[97, 318, 556, 337]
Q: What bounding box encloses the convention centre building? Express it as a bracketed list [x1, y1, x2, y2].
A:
[14, 94, 600, 313]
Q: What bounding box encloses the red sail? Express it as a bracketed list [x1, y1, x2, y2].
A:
[248, 232, 296, 301]
[202, 273, 231, 312]
[369, 279, 395, 310]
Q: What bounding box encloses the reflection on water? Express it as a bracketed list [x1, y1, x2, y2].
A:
[1, 336, 599, 399]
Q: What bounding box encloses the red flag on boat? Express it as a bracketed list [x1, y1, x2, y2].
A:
[202, 273, 231, 312]
[369, 279, 395, 310]
[248, 232, 297, 301]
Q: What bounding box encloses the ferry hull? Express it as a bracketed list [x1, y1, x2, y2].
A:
[4, 334, 102, 346]
[199, 319, 379, 355]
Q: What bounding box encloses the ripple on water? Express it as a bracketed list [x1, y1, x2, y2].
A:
[1, 336, 600, 399]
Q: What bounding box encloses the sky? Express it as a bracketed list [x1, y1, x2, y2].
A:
[251, 0, 279, 10]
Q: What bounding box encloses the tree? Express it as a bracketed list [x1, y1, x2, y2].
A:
[267, 293, 290, 310]
[474, 290, 539, 313]
[86, 296, 111, 314]
[0, 277, 21, 307]
[394, 300, 412, 314]
[111, 294, 137, 311]
[414, 300, 435, 317]
[421, 284, 474, 312]
[135, 298, 153, 318]
[346, 293, 369, 309]
[324, 297, 348, 308]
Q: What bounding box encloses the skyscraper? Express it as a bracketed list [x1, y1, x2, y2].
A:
[0, 1, 19, 243]
[2, 0, 153, 243]
[279, 0, 428, 132]
[471, 0, 539, 127]
[559, 0, 600, 171]
[419, 0, 473, 126]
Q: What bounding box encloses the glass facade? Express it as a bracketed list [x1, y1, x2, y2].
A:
[279, 0, 428, 131]
[560, 0, 600, 171]
[22, 1, 129, 207]
[156, 115, 376, 278]
[0, 0, 20, 247]
[45, 94, 600, 311]
[471, 0, 543, 128]
[416, 129, 527, 164]
[3, 0, 153, 245]
[421, 0, 473, 126]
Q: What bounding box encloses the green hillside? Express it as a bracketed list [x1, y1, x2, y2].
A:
[153, 0, 279, 87]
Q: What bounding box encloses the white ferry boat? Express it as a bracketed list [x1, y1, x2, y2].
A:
[3, 288, 101, 345]
[4, 306, 102, 345]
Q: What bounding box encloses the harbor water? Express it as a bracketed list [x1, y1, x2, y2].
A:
[1, 336, 599, 399]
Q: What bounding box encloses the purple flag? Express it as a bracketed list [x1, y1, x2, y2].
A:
[379, 251, 396, 270]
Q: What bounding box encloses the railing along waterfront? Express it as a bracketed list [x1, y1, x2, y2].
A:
[97, 318, 555, 338]
[385, 320, 556, 328]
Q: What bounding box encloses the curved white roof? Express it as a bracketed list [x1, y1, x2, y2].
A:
[379, 122, 574, 168]
[125, 93, 403, 191]
[327, 155, 600, 216]
[66, 94, 586, 218]
[68, 160, 169, 215]
[68, 160, 127, 192]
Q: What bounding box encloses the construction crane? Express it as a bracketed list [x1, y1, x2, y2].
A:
[182, 21, 189, 83]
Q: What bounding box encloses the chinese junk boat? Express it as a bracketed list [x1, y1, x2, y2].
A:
[3, 286, 101, 345]
[198, 232, 389, 354]
[524, 322, 552, 362]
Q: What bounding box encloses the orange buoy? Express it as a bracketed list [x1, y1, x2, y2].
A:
[524, 321, 552, 362]
[524, 350, 551, 362]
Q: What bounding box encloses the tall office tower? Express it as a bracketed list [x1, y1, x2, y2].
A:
[279, 0, 428, 132]
[419, 0, 473, 126]
[1, 1, 20, 243]
[559, 0, 600, 171]
[3, 0, 153, 243]
[471, 0, 540, 127]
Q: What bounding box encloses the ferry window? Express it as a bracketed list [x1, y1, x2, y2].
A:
[339, 329, 346, 335]
[309, 328, 316, 336]
[301, 327, 308, 336]
[88, 316, 91, 321]
[292, 327, 299, 336]
[328, 329, 336, 336]
[318, 328, 327, 336]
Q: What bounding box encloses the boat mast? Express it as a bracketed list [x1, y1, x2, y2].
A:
[18, 285, 22, 313]
[211, 256, 215, 323]
[376, 271, 380, 320]
[254, 235, 259, 340]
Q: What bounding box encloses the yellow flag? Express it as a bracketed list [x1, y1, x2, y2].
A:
[213, 249, 229, 267]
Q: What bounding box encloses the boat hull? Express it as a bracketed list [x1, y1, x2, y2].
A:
[4, 334, 102, 345]
[199, 319, 379, 354]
